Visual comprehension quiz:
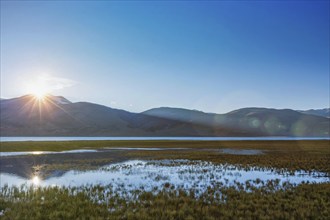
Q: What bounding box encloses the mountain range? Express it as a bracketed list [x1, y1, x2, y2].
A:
[298, 108, 330, 118]
[0, 95, 329, 137]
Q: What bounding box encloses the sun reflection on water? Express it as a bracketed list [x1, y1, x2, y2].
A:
[31, 151, 44, 155]
[32, 176, 41, 186]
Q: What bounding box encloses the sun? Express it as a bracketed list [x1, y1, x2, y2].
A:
[26, 77, 50, 100]
[33, 89, 47, 100]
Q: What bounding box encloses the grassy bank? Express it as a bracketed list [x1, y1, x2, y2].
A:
[1, 140, 329, 152]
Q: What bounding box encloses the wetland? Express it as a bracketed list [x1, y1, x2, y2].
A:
[0, 140, 329, 219]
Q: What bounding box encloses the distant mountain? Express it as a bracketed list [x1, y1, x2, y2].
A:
[0, 95, 215, 137]
[298, 108, 330, 118]
[143, 107, 330, 137]
[1, 95, 329, 137]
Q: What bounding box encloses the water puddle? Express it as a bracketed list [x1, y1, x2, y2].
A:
[219, 148, 264, 155]
[103, 147, 188, 151]
[0, 148, 191, 157]
[1, 160, 328, 195]
[105, 147, 163, 151]
[0, 149, 98, 157]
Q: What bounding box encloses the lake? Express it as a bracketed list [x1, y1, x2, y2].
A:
[1, 136, 329, 142]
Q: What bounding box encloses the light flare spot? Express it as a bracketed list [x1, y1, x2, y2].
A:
[248, 118, 261, 128]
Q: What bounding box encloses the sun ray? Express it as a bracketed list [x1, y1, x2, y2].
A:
[20, 76, 88, 127]
[43, 96, 87, 126]
[22, 76, 80, 122]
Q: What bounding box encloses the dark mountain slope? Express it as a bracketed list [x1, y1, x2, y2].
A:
[0, 95, 223, 136]
[144, 107, 330, 137]
[1, 95, 329, 137]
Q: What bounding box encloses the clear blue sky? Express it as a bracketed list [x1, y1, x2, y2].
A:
[1, 1, 329, 113]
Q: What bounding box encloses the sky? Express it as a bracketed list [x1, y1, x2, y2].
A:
[1, 1, 329, 113]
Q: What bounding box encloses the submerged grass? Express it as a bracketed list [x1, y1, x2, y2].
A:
[0, 182, 329, 219]
[40, 157, 115, 175]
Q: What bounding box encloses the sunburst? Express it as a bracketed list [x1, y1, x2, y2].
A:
[26, 76, 50, 100]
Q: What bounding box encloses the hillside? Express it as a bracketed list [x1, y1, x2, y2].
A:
[1, 95, 329, 137]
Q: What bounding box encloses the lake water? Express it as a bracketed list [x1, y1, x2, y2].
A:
[1, 160, 329, 196]
[1, 136, 329, 142]
[0, 148, 188, 157]
[0, 149, 99, 157]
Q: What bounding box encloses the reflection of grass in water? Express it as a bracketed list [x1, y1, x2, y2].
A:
[98, 159, 324, 186]
[0, 182, 329, 219]
[37, 158, 114, 178]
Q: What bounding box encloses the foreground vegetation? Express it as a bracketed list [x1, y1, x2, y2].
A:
[0, 182, 329, 219]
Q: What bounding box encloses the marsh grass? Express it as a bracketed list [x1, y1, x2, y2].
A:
[1, 140, 329, 174]
[1, 140, 329, 152]
[41, 158, 114, 173]
[0, 182, 329, 219]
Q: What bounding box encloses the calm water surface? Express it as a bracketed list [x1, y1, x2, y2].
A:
[1, 160, 329, 194]
[1, 136, 329, 142]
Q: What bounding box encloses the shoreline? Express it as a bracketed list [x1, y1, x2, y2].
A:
[1, 136, 329, 142]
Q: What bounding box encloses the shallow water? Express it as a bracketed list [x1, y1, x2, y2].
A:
[103, 147, 187, 151]
[0, 149, 98, 157]
[1, 136, 329, 142]
[1, 160, 328, 194]
[219, 148, 264, 155]
[0, 148, 188, 157]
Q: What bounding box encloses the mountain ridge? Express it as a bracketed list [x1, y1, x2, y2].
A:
[1, 95, 329, 137]
[298, 108, 330, 118]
